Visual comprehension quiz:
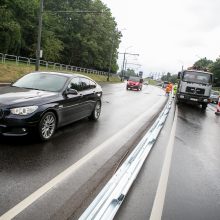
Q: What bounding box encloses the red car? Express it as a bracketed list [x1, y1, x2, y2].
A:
[126, 76, 143, 91]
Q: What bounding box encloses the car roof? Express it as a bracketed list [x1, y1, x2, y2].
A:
[30, 71, 92, 80]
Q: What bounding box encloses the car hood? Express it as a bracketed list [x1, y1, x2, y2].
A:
[0, 86, 58, 106]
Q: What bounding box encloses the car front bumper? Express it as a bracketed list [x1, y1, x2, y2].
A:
[127, 85, 140, 89]
[0, 113, 40, 137]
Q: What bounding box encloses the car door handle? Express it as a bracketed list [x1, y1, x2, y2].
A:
[79, 94, 83, 98]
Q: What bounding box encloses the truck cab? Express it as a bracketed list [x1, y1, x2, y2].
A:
[176, 70, 213, 110]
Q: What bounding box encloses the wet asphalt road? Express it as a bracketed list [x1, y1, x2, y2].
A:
[0, 83, 166, 217]
[115, 102, 220, 220]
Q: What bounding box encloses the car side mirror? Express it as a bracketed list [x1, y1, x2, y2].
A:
[65, 89, 78, 95]
[140, 79, 143, 83]
[178, 72, 181, 79]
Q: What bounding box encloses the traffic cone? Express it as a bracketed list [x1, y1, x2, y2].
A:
[215, 96, 220, 115]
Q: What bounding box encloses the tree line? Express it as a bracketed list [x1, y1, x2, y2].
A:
[0, 0, 121, 72]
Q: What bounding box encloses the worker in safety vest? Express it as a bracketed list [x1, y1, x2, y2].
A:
[173, 83, 177, 97]
[165, 82, 173, 96]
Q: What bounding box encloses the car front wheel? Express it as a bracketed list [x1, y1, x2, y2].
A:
[39, 112, 56, 141]
[89, 101, 101, 120]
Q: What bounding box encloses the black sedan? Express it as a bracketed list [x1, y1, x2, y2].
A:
[0, 72, 102, 141]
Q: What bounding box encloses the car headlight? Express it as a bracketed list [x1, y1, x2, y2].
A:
[10, 106, 38, 115]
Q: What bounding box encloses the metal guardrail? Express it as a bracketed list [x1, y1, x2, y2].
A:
[79, 99, 172, 220]
[0, 53, 117, 77]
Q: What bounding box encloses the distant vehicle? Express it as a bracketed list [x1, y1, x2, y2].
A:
[176, 70, 213, 110]
[209, 90, 219, 104]
[126, 76, 143, 91]
[0, 72, 102, 141]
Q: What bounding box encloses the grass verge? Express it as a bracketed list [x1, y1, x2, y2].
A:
[0, 62, 121, 83]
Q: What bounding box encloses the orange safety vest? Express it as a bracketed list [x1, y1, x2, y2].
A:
[166, 86, 171, 93]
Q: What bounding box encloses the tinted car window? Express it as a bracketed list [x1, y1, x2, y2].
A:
[80, 78, 90, 90]
[68, 77, 81, 91]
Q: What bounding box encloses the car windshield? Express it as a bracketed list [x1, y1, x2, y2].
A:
[12, 73, 68, 92]
[129, 77, 140, 82]
[182, 71, 212, 84]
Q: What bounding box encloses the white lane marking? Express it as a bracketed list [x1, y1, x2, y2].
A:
[149, 106, 178, 220]
[0, 99, 166, 220]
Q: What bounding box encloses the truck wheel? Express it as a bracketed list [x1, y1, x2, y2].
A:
[201, 103, 207, 110]
[176, 98, 180, 105]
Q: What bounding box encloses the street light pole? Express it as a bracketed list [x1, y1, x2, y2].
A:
[35, 0, 44, 71]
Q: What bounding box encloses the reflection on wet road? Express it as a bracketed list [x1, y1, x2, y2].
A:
[163, 104, 220, 220]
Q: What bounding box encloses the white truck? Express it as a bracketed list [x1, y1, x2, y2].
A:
[176, 69, 213, 110]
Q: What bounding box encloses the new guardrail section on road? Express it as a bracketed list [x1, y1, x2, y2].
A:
[79, 99, 173, 220]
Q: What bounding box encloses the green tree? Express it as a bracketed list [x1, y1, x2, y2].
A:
[125, 68, 136, 77]
[161, 72, 178, 83]
[0, 0, 121, 72]
[192, 57, 213, 71]
[209, 58, 220, 87]
[0, 5, 21, 54]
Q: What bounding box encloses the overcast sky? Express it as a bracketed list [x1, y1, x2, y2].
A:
[102, 0, 220, 76]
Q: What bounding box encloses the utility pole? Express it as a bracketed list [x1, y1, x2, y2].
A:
[36, 0, 44, 71]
